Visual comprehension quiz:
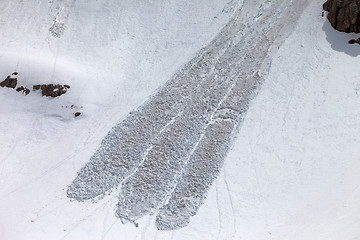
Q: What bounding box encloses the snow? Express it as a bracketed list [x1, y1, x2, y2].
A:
[1, 0, 360, 239]
[217, 1, 360, 239]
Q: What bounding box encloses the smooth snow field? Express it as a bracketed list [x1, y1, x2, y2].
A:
[1, 0, 360, 239]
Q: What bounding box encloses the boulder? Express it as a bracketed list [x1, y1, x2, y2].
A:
[33, 84, 70, 97]
[323, 0, 360, 33]
[33, 85, 41, 90]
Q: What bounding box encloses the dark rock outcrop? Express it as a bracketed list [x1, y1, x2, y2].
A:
[0, 75, 18, 88]
[33, 84, 70, 97]
[323, 0, 360, 33]
[1, 72, 71, 99]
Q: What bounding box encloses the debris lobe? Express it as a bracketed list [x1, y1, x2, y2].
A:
[68, 0, 309, 230]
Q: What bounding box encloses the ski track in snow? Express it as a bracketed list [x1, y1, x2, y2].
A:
[68, 0, 310, 230]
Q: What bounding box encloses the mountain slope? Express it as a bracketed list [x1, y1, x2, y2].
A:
[0, 0, 359, 239]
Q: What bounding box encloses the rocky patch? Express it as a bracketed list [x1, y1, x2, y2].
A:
[16, 86, 31, 96]
[1, 72, 82, 118]
[1, 72, 70, 98]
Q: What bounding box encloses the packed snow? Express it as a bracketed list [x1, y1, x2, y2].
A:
[0, 0, 359, 239]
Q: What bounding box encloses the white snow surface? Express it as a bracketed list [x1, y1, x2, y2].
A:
[0, 0, 360, 239]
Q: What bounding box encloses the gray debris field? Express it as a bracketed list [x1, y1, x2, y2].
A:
[68, 0, 309, 230]
[49, 0, 76, 38]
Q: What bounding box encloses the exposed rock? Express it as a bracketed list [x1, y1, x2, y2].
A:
[323, 0, 360, 33]
[2, 72, 72, 100]
[16, 86, 24, 92]
[0, 76, 17, 88]
[74, 112, 81, 117]
[349, 37, 360, 44]
[16, 86, 30, 95]
[33, 84, 70, 97]
[25, 88, 31, 95]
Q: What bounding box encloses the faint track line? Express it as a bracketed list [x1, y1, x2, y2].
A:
[223, 167, 237, 238]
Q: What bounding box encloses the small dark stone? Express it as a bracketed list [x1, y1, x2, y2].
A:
[24, 88, 30, 95]
[74, 112, 81, 117]
[16, 86, 24, 92]
[348, 39, 357, 44]
[357, 37, 360, 44]
[64, 84, 70, 89]
[12, 72, 18, 75]
[33, 85, 41, 90]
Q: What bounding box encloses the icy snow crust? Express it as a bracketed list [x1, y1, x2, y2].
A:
[67, 0, 309, 230]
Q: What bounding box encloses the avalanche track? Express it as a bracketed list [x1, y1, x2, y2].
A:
[68, 0, 310, 230]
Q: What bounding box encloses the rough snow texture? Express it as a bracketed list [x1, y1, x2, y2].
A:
[68, 0, 309, 230]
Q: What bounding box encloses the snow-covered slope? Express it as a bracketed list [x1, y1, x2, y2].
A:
[215, 1, 360, 239]
[1, 0, 359, 239]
